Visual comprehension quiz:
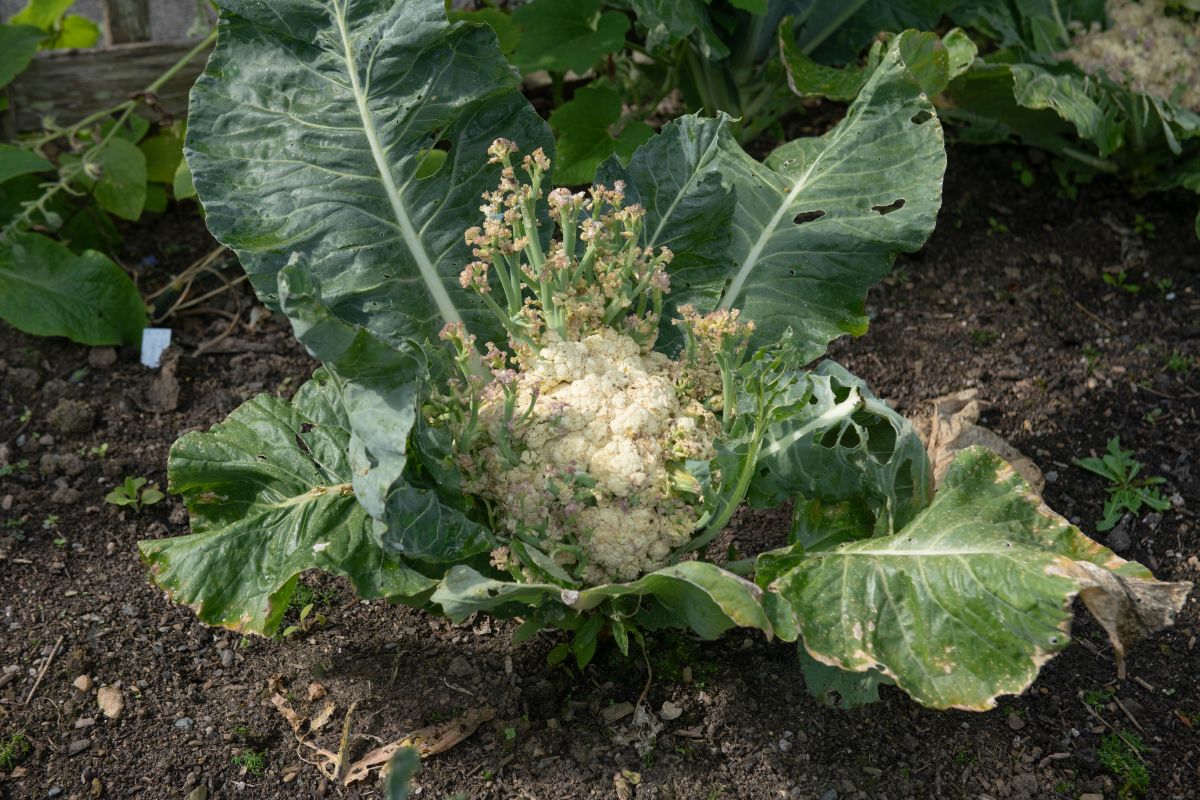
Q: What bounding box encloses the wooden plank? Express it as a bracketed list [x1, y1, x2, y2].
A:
[5, 40, 211, 134]
[102, 0, 152, 45]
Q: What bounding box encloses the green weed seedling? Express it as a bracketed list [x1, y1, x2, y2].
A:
[231, 748, 266, 776]
[1165, 351, 1192, 375]
[1074, 437, 1170, 531]
[1132, 214, 1156, 240]
[105, 476, 164, 511]
[0, 459, 30, 478]
[1098, 732, 1149, 798]
[1011, 160, 1035, 187]
[0, 730, 30, 770]
[1103, 270, 1141, 294]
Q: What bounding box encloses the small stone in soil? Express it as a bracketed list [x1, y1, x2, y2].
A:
[658, 701, 682, 721]
[601, 702, 634, 723]
[1007, 711, 1026, 731]
[96, 685, 124, 719]
[67, 738, 92, 755]
[73, 674, 93, 692]
[175, 717, 194, 731]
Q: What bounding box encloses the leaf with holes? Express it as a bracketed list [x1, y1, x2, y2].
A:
[613, 32, 947, 360]
[764, 447, 1191, 710]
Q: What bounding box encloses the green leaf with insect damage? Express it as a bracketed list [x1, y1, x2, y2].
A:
[138, 370, 434, 636]
[764, 447, 1191, 710]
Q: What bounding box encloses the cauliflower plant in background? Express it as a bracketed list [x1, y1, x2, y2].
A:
[1062, 0, 1200, 111]
[140, 0, 1190, 714]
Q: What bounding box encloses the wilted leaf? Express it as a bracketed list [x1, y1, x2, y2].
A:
[138, 372, 435, 636]
[767, 447, 1191, 710]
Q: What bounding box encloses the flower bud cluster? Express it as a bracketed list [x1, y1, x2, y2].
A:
[430, 141, 755, 586]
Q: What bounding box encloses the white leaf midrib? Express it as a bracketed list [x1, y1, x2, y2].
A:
[333, 1, 463, 330]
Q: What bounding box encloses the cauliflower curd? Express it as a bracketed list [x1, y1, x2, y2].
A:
[430, 140, 751, 585]
[1061, 0, 1200, 111]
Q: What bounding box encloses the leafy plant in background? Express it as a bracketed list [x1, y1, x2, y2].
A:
[1074, 436, 1170, 531]
[454, 0, 954, 183]
[138, 0, 1190, 715]
[0, 2, 213, 347]
[942, 0, 1200, 237]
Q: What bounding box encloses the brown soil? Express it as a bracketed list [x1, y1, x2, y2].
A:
[1, 143, 1197, 800]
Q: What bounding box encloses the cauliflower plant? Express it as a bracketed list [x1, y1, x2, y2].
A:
[1061, 0, 1200, 111]
[429, 141, 752, 585]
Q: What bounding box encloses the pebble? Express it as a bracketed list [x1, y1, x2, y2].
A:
[447, 655, 473, 677]
[67, 738, 92, 756]
[600, 702, 634, 723]
[1044, 470, 1058, 483]
[1007, 711, 1026, 731]
[658, 701, 682, 721]
[1079, 795, 1104, 800]
[97, 685, 124, 719]
[820, 790, 838, 800]
[47, 789, 63, 799]
[220, 650, 234, 669]
[73, 675, 93, 692]
[75, 718, 95, 729]
[175, 717, 195, 731]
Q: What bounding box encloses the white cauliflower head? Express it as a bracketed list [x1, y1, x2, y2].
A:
[466, 328, 717, 583]
[1060, 0, 1200, 111]
[431, 142, 753, 586]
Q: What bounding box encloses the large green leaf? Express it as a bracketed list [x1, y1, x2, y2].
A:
[548, 84, 654, 185]
[0, 143, 52, 183]
[0, 232, 145, 346]
[615, 34, 945, 360]
[749, 361, 933, 537]
[511, 0, 629, 74]
[0, 24, 45, 88]
[278, 257, 493, 563]
[186, 0, 553, 348]
[434, 561, 773, 640]
[138, 371, 436, 636]
[766, 447, 1192, 710]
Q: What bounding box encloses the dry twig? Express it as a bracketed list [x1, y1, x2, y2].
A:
[24, 634, 63, 705]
